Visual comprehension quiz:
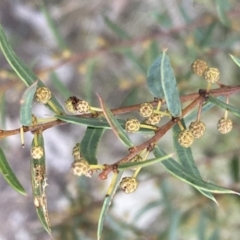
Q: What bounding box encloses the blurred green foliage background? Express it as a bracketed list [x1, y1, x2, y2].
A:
[0, 0, 240, 239]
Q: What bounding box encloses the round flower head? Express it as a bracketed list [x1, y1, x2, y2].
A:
[120, 177, 139, 194]
[144, 113, 162, 125]
[203, 67, 220, 83]
[75, 100, 90, 114]
[217, 118, 232, 134]
[178, 129, 194, 148]
[191, 59, 208, 76]
[71, 158, 91, 177]
[35, 87, 52, 104]
[125, 118, 140, 133]
[189, 121, 206, 139]
[139, 103, 153, 117]
[31, 146, 44, 160]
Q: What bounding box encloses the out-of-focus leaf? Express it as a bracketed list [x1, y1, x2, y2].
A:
[229, 155, 240, 182]
[230, 54, 240, 68]
[208, 228, 220, 240]
[0, 148, 26, 196]
[50, 72, 71, 99]
[208, 96, 240, 117]
[197, 211, 207, 240]
[215, 0, 230, 26]
[133, 200, 162, 222]
[40, 2, 67, 50]
[147, 51, 182, 117]
[97, 95, 133, 147]
[123, 50, 147, 74]
[172, 120, 217, 203]
[118, 153, 174, 170]
[97, 172, 123, 240]
[31, 133, 51, 235]
[169, 211, 181, 240]
[84, 59, 97, 103]
[20, 81, 38, 126]
[103, 15, 130, 40]
[148, 41, 159, 65]
[0, 24, 64, 114]
[154, 147, 239, 195]
[80, 127, 105, 165]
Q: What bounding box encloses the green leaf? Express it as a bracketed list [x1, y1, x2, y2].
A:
[0, 24, 37, 86]
[56, 114, 123, 129]
[40, 2, 67, 50]
[172, 120, 217, 203]
[197, 211, 207, 240]
[97, 94, 134, 147]
[20, 81, 38, 126]
[0, 24, 64, 114]
[147, 51, 181, 117]
[147, 56, 165, 98]
[0, 148, 27, 196]
[97, 172, 123, 240]
[207, 95, 240, 117]
[215, 0, 230, 26]
[208, 228, 220, 240]
[80, 127, 105, 165]
[230, 54, 240, 68]
[118, 153, 175, 170]
[103, 16, 130, 40]
[229, 155, 240, 182]
[31, 134, 51, 235]
[154, 147, 239, 195]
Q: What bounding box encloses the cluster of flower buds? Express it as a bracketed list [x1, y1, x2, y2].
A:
[192, 59, 220, 92]
[65, 96, 90, 114]
[70, 143, 104, 178]
[124, 101, 170, 133]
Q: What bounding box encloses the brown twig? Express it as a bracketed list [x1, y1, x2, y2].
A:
[1, 85, 240, 141]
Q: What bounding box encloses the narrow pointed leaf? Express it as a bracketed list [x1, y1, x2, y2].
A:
[97, 172, 123, 240]
[0, 24, 37, 86]
[147, 51, 182, 117]
[172, 120, 217, 203]
[80, 127, 105, 165]
[0, 148, 26, 196]
[20, 81, 38, 126]
[31, 134, 51, 235]
[118, 153, 175, 170]
[0, 24, 64, 114]
[97, 95, 134, 147]
[41, 2, 67, 50]
[208, 96, 240, 117]
[56, 114, 153, 132]
[154, 147, 239, 195]
[230, 54, 240, 68]
[215, 0, 230, 26]
[103, 16, 130, 40]
[56, 114, 124, 129]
